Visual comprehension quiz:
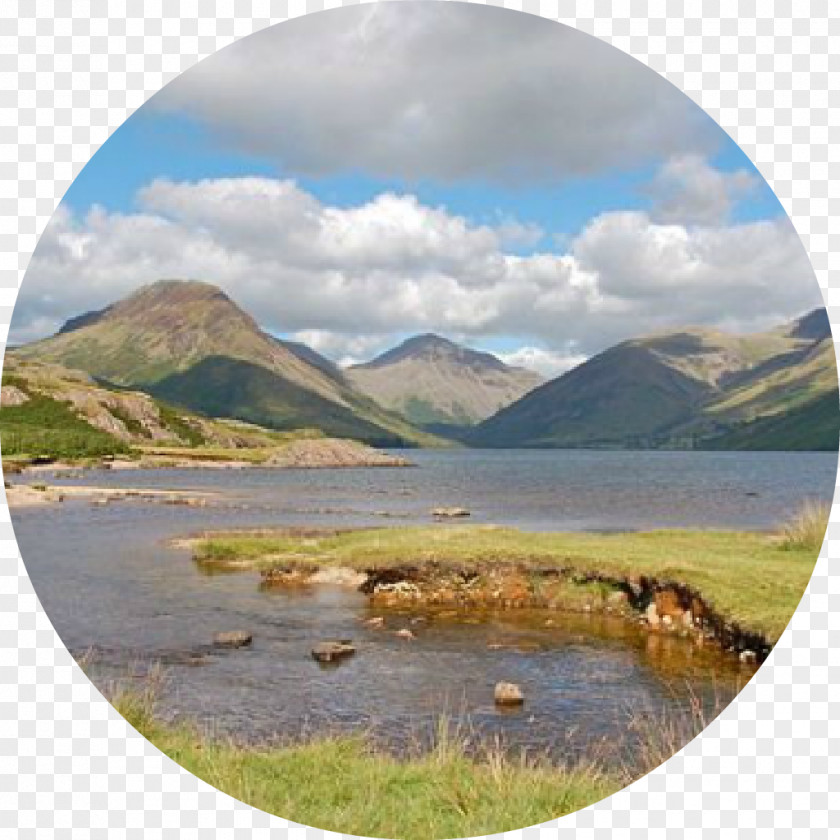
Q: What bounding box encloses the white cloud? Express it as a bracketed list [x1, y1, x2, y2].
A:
[148, 3, 717, 183]
[647, 154, 759, 225]
[13, 174, 822, 366]
[496, 348, 588, 378]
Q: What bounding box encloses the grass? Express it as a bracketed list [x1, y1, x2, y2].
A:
[779, 499, 831, 552]
[193, 521, 820, 643]
[136, 722, 616, 838]
[108, 676, 620, 839]
[156, 402, 207, 447]
[104, 668, 720, 839]
[107, 403, 152, 439]
[0, 380, 130, 460]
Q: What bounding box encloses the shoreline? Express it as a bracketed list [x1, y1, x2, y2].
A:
[1, 436, 415, 475]
[4, 482, 216, 510]
[184, 523, 818, 664]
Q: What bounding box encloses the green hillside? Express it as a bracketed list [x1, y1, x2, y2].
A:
[12, 280, 443, 448]
[705, 389, 840, 451]
[150, 356, 438, 448]
[473, 310, 839, 451]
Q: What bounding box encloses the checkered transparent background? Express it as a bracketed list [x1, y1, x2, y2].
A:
[1, 1, 839, 837]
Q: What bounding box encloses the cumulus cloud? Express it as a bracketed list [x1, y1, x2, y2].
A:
[496, 348, 588, 378]
[148, 3, 716, 183]
[13, 175, 821, 369]
[647, 154, 758, 225]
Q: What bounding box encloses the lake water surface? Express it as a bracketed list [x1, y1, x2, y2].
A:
[11, 449, 836, 760]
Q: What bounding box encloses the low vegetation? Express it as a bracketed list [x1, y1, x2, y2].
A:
[1, 361, 404, 469]
[193, 521, 821, 643]
[106, 667, 720, 840]
[779, 499, 831, 552]
[0, 380, 130, 460]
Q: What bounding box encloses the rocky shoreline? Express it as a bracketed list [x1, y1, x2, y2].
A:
[4, 482, 214, 510]
[4, 436, 413, 475]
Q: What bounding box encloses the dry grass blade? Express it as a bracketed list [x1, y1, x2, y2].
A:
[779, 499, 831, 552]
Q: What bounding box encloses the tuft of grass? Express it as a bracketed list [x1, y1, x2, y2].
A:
[779, 500, 831, 552]
[108, 664, 167, 732]
[192, 522, 821, 643]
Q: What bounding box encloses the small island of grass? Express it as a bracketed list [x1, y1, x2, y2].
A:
[190, 516, 823, 650]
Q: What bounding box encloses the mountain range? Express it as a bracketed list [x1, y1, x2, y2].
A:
[9, 279, 839, 451]
[13, 281, 441, 448]
[471, 309, 839, 450]
[346, 334, 542, 428]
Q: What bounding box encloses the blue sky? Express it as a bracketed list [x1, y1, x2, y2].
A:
[17, 3, 817, 375]
[63, 110, 785, 255]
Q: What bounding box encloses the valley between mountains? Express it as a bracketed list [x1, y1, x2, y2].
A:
[2, 278, 837, 464]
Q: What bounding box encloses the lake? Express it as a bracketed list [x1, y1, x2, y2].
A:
[10, 449, 836, 760]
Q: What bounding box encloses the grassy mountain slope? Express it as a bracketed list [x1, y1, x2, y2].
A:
[473, 310, 839, 451]
[12, 280, 442, 447]
[149, 355, 435, 447]
[705, 389, 840, 451]
[346, 334, 543, 427]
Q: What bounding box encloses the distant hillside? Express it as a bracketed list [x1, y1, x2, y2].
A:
[472, 310, 839, 451]
[0, 357, 411, 467]
[12, 280, 443, 447]
[346, 334, 543, 427]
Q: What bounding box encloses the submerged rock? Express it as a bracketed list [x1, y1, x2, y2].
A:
[494, 681, 525, 707]
[213, 631, 253, 648]
[311, 640, 357, 663]
[362, 616, 385, 628]
[431, 507, 471, 518]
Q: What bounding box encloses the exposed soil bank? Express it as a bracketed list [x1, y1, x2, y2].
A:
[198, 545, 773, 663]
[189, 523, 814, 653]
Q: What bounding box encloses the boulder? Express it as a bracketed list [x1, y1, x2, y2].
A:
[309, 567, 368, 587]
[213, 631, 253, 648]
[0, 385, 29, 407]
[395, 628, 415, 640]
[311, 640, 356, 663]
[739, 649, 757, 664]
[646, 602, 661, 629]
[494, 681, 525, 707]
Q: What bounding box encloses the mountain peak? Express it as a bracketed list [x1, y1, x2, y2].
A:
[17, 279, 437, 447]
[357, 333, 511, 372]
[789, 307, 832, 342]
[119, 278, 235, 310]
[346, 333, 544, 427]
[58, 280, 238, 336]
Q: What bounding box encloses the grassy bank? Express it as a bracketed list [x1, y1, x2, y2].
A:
[193, 521, 822, 643]
[108, 669, 716, 839]
[134, 721, 616, 837]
